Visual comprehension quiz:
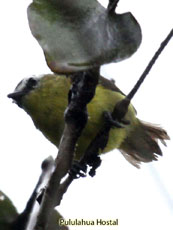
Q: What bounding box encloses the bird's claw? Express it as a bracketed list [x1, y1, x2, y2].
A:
[104, 111, 130, 128]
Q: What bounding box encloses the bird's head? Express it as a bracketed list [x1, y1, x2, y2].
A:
[7, 76, 39, 108]
[7, 74, 71, 122]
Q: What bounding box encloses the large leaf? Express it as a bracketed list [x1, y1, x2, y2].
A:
[28, 0, 142, 73]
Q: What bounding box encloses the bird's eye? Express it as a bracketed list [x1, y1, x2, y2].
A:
[27, 77, 37, 89]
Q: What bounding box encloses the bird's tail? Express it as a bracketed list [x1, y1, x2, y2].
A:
[119, 120, 170, 168]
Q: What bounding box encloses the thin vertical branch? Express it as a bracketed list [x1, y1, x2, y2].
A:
[110, 28, 173, 121]
[127, 28, 173, 100]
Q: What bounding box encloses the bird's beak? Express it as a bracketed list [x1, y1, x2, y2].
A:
[8, 91, 23, 100]
[7, 90, 26, 107]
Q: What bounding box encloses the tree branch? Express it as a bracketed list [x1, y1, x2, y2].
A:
[127, 28, 173, 100]
[110, 28, 173, 123]
[34, 68, 99, 230]
[12, 156, 54, 230]
[107, 0, 120, 14]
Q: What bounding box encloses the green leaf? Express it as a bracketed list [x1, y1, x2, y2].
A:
[27, 0, 142, 73]
[0, 191, 18, 230]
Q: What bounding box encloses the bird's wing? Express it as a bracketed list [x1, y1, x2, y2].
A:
[99, 76, 125, 95]
[99, 76, 137, 114]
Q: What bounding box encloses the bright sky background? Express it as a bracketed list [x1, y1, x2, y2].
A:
[1, 0, 173, 230]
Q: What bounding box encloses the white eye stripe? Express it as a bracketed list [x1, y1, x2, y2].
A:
[15, 75, 38, 92]
[15, 78, 28, 92]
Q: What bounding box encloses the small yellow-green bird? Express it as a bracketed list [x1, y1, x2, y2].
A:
[8, 74, 169, 168]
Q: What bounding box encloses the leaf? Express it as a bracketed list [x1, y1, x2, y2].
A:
[27, 0, 142, 73]
[0, 191, 18, 230]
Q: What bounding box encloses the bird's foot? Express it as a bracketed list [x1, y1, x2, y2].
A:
[69, 161, 87, 179]
[104, 111, 130, 128]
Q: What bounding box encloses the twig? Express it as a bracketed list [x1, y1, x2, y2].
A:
[107, 0, 120, 14]
[127, 28, 173, 100]
[34, 68, 99, 230]
[12, 156, 54, 230]
[111, 28, 173, 121]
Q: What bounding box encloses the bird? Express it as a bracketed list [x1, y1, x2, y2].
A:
[8, 74, 169, 168]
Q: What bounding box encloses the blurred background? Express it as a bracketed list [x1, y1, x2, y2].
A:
[1, 0, 173, 229]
